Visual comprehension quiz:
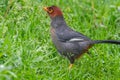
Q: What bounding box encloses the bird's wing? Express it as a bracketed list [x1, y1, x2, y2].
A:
[56, 26, 91, 42]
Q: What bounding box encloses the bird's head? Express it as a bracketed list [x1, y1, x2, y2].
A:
[43, 6, 63, 18]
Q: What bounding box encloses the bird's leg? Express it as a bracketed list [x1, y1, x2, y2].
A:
[69, 64, 73, 69]
[68, 57, 74, 69]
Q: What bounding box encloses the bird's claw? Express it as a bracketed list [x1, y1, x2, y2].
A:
[69, 64, 73, 69]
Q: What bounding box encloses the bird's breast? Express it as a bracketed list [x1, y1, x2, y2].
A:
[50, 28, 57, 42]
[50, 28, 64, 51]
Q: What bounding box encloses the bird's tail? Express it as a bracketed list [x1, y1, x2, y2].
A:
[92, 40, 120, 45]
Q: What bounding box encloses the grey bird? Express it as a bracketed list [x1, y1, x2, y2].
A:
[44, 6, 120, 68]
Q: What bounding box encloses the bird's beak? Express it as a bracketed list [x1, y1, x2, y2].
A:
[43, 7, 49, 12]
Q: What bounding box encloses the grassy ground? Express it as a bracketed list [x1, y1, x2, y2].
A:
[0, 0, 120, 80]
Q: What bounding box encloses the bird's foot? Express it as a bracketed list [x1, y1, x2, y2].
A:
[69, 64, 73, 69]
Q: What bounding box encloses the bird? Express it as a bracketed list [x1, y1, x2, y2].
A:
[43, 6, 120, 69]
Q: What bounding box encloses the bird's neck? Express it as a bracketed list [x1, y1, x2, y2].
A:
[51, 15, 64, 20]
[51, 16, 67, 28]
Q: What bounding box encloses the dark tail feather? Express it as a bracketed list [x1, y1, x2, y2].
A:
[92, 40, 120, 45]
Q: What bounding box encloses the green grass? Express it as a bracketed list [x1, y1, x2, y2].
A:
[0, 0, 120, 80]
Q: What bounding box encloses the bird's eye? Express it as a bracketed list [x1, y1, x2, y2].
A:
[48, 8, 54, 14]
